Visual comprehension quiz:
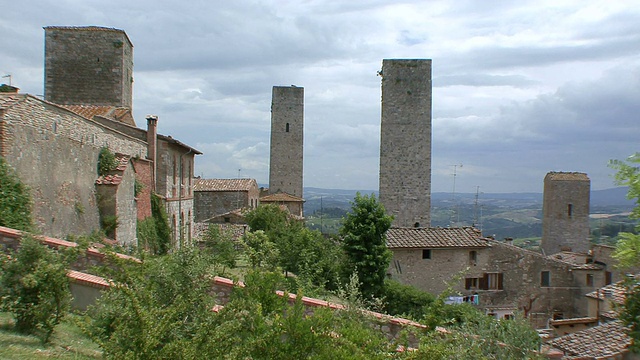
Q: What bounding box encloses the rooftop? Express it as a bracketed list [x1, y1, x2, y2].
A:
[386, 227, 488, 249]
[547, 320, 630, 358]
[194, 178, 257, 192]
[61, 105, 136, 126]
[260, 192, 305, 203]
[585, 282, 626, 305]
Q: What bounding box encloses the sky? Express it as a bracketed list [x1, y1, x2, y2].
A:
[1, 1, 639, 194]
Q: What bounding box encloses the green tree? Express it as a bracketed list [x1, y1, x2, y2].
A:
[243, 230, 280, 270]
[610, 153, 640, 351]
[339, 192, 393, 300]
[244, 203, 290, 233]
[201, 224, 239, 275]
[0, 156, 33, 231]
[0, 235, 70, 343]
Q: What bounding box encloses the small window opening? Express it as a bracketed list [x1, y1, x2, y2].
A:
[286, 123, 290, 132]
[224, 217, 230, 223]
[586, 274, 594, 287]
[422, 249, 431, 259]
[541, 271, 551, 287]
[469, 251, 477, 266]
[414, 222, 420, 228]
[567, 204, 573, 218]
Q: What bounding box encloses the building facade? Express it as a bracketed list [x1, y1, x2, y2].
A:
[269, 86, 304, 199]
[379, 59, 432, 228]
[193, 178, 260, 223]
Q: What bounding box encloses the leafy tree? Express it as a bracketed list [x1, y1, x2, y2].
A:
[242, 230, 280, 270]
[610, 153, 640, 351]
[0, 156, 33, 231]
[382, 279, 436, 320]
[201, 224, 239, 274]
[244, 203, 290, 233]
[339, 192, 393, 300]
[0, 235, 70, 343]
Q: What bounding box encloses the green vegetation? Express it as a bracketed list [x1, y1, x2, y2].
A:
[97, 147, 119, 176]
[340, 193, 393, 300]
[609, 153, 640, 351]
[0, 235, 71, 343]
[0, 313, 101, 359]
[137, 192, 172, 255]
[0, 156, 33, 232]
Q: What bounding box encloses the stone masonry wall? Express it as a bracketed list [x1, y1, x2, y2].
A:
[1, 95, 146, 238]
[44, 26, 133, 108]
[542, 173, 591, 255]
[379, 59, 432, 228]
[194, 191, 248, 222]
[269, 86, 304, 198]
[116, 160, 137, 246]
[132, 157, 154, 220]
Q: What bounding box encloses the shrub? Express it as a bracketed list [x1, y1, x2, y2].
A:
[0, 156, 33, 231]
[97, 147, 118, 176]
[0, 235, 70, 343]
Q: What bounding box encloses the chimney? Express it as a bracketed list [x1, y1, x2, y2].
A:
[146, 115, 158, 191]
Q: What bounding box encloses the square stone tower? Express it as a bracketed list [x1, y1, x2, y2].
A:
[379, 59, 432, 228]
[541, 172, 591, 255]
[44, 26, 134, 108]
[269, 86, 304, 198]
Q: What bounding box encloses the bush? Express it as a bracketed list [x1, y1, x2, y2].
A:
[0, 156, 33, 231]
[97, 147, 118, 176]
[382, 280, 435, 320]
[0, 235, 70, 343]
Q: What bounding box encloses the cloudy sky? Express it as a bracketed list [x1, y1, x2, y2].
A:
[2, 1, 639, 193]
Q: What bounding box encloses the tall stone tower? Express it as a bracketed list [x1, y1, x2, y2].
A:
[269, 86, 304, 198]
[44, 26, 134, 108]
[379, 59, 432, 228]
[541, 172, 591, 255]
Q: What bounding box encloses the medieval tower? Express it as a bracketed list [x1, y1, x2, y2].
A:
[269, 86, 304, 198]
[379, 59, 432, 228]
[44, 26, 134, 108]
[541, 172, 591, 255]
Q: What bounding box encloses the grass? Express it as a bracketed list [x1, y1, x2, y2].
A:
[0, 312, 101, 359]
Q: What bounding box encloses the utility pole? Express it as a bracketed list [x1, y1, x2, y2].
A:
[450, 164, 462, 226]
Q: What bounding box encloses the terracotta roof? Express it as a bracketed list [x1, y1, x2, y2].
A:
[549, 251, 587, 264]
[67, 270, 110, 289]
[386, 227, 488, 249]
[260, 192, 305, 202]
[545, 172, 589, 181]
[60, 105, 136, 126]
[585, 282, 626, 305]
[114, 153, 130, 171]
[547, 320, 630, 358]
[571, 263, 605, 270]
[95, 174, 122, 185]
[194, 178, 257, 192]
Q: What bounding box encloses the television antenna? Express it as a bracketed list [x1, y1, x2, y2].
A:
[450, 164, 463, 226]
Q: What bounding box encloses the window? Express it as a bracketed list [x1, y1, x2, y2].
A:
[469, 251, 477, 266]
[486, 273, 503, 290]
[422, 249, 431, 259]
[224, 217, 230, 223]
[586, 274, 594, 287]
[465, 277, 479, 290]
[286, 123, 290, 132]
[541, 271, 551, 287]
[606, 271, 612, 285]
[567, 204, 573, 218]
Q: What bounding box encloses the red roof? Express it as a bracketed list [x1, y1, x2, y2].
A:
[386, 227, 487, 249]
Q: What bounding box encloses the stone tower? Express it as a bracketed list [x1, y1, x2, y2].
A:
[44, 26, 134, 108]
[379, 59, 432, 228]
[269, 86, 304, 198]
[541, 172, 591, 255]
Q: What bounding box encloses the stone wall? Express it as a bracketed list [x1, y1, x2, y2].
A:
[379, 59, 432, 228]
[541, 172, 591, 255]
[132, 157, 154, 220]
[194, 191, 249, 222]
[269, 86, 304, 198]
[115, 161, 137, 246]
[44, 26, 133, 108]
[1, 95, 146, 238]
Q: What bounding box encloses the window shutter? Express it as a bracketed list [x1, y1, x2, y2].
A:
[480, 274, 488, 290]
[498, 273, 504, 290]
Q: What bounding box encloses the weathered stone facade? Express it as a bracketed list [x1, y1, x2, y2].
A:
[44, 26, 134, 108]
[387, 227, 609, 328]
[269, 86, 304, 199]
[379, 59, 432, 228]
[0, 94, 145, 239]
[542, 172, 591, 255]
[193, 178, 259, 222]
